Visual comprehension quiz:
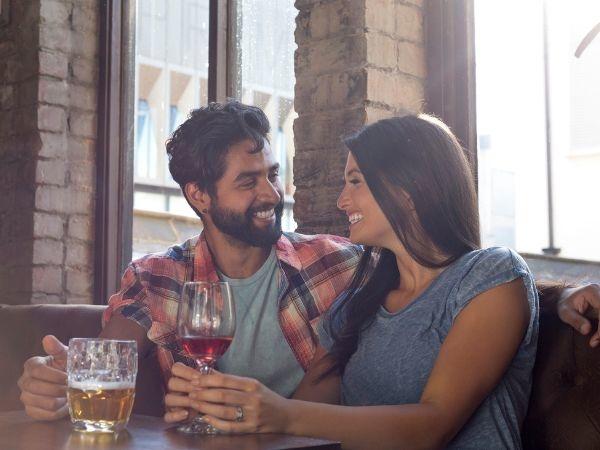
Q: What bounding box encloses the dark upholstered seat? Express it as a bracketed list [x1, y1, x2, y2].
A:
[1, 303, 598, 448]
[522, 307, 600, 449]
[0, 304, 164, 417]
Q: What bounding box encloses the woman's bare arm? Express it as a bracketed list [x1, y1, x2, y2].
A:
[276, 278, 530, 449]
[292, 345, 340, 404]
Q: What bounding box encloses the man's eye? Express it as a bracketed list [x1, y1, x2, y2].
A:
[240, 180, 256, 189]
[349, 179, 360, 185]
[269, 172, 279, 181]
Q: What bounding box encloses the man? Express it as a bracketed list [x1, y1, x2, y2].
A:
[17, 101, 600, 421]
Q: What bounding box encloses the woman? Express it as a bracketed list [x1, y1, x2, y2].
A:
[167, 114, 538, 449]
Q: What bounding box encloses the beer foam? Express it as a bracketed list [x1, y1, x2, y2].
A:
[69, 380, 135, 390]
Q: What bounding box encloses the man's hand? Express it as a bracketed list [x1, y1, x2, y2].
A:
[17, 335, 69, 420]
[557, 283, 600, 347]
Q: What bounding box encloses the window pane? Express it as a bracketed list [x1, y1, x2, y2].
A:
[133, 0, 209, 256]
[232, 0, 298, 232]
[475, 0, 600, 261]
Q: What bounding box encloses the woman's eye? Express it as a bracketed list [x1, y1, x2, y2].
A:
[269, 172, 279, 181]
[349, 179, 360, 185]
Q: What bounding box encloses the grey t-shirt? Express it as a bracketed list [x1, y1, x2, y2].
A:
[319, 247, 539, 449]
[216, 248, 304, 398]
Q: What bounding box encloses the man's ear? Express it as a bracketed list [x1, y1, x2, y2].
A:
[184, 182, 211, 214]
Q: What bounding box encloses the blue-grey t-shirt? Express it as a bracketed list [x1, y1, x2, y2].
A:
[319, 247, 539, 449]
[216, 248, 304, 398]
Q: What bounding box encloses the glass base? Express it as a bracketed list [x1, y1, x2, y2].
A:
[177, 416, 220, 435]
[71, 418, 128, 433]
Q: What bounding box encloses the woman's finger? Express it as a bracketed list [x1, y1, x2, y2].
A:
[167, 376, 196, 393]
[190, 388, 247, 406]
[191, 373, 259, 392]
[203, 415, 252, 434]
[171, 362, 201, 381]
[164, 393, 194, 409]
[164, 408, 189, 423]
[191, 401, 240, 421]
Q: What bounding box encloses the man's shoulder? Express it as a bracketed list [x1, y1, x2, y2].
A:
[283, 232, 363, 261]
[130, 235, 198, 270]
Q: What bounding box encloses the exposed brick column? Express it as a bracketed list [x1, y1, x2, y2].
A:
[0, 0, 99, 304]
[293, 0, 426, 235]
[0, 1, 41, 305]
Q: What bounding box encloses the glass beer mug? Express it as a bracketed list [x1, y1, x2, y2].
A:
[67, 339, 137, 433]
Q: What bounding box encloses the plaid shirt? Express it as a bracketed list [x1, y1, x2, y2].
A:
[102, 232, 362, 383]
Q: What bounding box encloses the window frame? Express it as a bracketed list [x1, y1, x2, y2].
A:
[428, 0, 600, 263]
[425, 0, 478, 176]
[96, 0, 235, 305]
[95, 0, 136, 305]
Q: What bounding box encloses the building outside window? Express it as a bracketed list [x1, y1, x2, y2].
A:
[475, 0, 600, 263]
[131, 0, 298, 258]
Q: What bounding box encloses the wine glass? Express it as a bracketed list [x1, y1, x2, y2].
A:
[176, 281, 236, 434]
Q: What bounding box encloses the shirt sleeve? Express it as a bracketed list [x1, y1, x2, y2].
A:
[316, 315, 335, 352]
[450, 247, 539, 343]
[316, 289, 353, 352]
[101, 262, 153, 332]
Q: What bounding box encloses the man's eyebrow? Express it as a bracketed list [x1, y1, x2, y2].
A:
[234, 163, 280, 182]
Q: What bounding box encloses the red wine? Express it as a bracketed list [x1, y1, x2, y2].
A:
[181, 336, 233, 363]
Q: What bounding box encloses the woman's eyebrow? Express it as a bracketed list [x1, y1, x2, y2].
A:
[345, 168, 362, 178]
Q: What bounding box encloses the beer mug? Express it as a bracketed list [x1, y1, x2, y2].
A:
[67, 338, 137, 433]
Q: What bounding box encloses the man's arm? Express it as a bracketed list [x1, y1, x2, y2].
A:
[18, 311, 153, 421]
[99, 312, 155, 358]
[538, 281, 600, 346]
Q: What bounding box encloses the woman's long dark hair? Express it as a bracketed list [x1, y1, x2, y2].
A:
[324, 114, 481, 377]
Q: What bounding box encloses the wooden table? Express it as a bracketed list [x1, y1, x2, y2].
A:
[0, 411, 341, 450]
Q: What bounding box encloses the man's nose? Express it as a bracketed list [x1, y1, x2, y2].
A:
[258, 179, 281, 204]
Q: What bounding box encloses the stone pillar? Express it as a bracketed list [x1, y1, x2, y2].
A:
[293, 0, 426, 235]
[0, 0, 99, 304]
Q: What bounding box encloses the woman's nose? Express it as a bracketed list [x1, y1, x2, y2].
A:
[337, 188, 349, 211]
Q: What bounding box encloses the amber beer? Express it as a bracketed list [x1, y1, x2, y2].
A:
[67, 338, 137, 433]
[67, 381, 135, 431]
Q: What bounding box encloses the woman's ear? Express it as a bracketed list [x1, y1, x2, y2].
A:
[184, 182, 211, 214]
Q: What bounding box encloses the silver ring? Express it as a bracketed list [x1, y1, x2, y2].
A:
[235, 406, 244, 422]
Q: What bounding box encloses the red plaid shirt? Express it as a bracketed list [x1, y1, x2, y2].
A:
[102, 232, 362, 383]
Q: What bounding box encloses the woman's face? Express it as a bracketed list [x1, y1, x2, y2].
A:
[337, 153, 396, 247]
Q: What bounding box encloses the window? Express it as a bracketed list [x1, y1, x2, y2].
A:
[230, 0, 298, 231]
[475, 0, 600, 261]
[131, 0, 298, 258]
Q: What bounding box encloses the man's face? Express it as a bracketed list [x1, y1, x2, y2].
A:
[208, 139, 284, 247]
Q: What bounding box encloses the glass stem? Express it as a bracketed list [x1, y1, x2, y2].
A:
[195, 360, 213, 375]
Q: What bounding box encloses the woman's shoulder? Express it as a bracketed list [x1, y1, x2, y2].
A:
[456, 246, 531, 281]
[447, 246, 536, 317]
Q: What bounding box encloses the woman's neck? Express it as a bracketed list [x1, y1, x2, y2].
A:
[382, 244, 445, 313]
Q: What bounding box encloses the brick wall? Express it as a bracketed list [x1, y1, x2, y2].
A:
[0, 0, 98, 304]
[293, 0, 426, 235]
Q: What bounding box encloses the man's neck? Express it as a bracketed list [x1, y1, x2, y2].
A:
[203, 227, 273, 279]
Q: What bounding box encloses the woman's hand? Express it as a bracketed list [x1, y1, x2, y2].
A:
[163, 362, 204, 424]
[188, 372, 292, 434]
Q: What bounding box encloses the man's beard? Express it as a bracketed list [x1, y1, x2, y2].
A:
[210, 198, 284, 247]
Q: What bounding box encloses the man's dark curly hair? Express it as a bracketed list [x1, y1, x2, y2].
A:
[166, 100, 270, 203]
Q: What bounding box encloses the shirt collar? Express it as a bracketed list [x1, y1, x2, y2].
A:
[193, 232, 302, 281]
